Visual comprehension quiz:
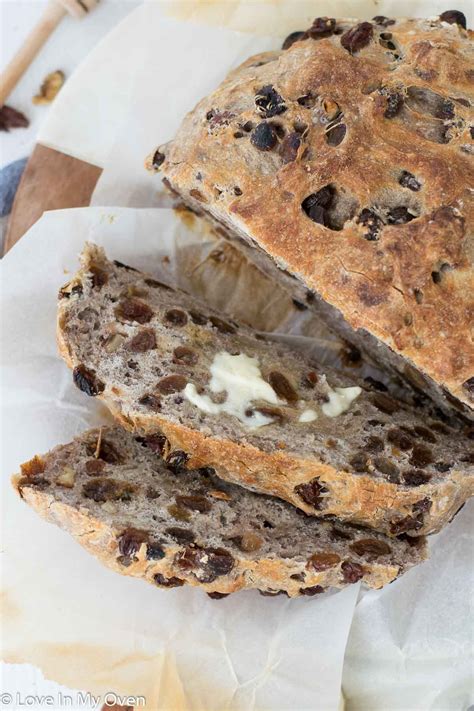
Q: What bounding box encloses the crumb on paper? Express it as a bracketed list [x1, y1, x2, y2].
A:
[0, 105, 29, 132]
[162, 255, 171, 265]
[33, 70, 65, 105]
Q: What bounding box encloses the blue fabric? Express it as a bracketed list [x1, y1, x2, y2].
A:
[0, 157, 27, 217]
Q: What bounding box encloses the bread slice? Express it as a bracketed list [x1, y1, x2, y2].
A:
[56, 245, 473, 537]
[151, 14, 474, 419]
[12, 426, 428, 595]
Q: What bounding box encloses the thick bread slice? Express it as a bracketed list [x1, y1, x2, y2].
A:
[153, 14, 474, 419]
[12, 426, 427, 595]
[56, 245, 473, 537]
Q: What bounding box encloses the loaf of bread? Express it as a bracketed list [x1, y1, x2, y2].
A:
[56, 244, 473, 537]
[152, 13, 474, 419]
[13, 426, 428, 596]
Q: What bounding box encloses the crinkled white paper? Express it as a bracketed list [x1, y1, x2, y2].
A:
[4, 0, 474, 708]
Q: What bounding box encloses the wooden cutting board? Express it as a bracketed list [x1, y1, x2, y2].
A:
[4, 144, 101, 254]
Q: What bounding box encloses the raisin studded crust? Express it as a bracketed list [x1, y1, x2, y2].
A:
[12, 426, 428, 596]
[151, 13, 474, 419]
[56, 245, 474, 537]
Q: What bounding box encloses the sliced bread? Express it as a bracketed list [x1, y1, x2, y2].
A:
[13, 426, 427, 596]
[56, 245, 473, 536]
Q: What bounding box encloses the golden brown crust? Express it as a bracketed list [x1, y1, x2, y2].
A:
[158, 16, 474, 413]
[12, 473, 407, 594]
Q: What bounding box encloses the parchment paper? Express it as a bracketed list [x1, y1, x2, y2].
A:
[1, 207, 360, 711]
[4, 1, 474, 708]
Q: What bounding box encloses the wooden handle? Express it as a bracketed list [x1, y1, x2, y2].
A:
[0, 0, 66, 106]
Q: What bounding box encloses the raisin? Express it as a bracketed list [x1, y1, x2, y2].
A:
[151, 149, 165, 170]
[251, 405, 286, 424]
[372, 16, 395, 27]
[387, 428, 413, 450]
[250, 122, 278, 151]
[146, 542, 166, 560]
[73, 365, 104, 397]
[402, 469, 432, 486]
[412, 426, 436, 443]
[399, 170, 421, 191]
[350, 539, 391, 557]
[301, 186, 334, 225]
[380, 88, 404, 118]
[326, 122, 346, 146]
[189, 310, 208, 325]
[167, 450, 189, 473]
[349, 452, 369, 472]
[85, 459, 105, 476]
[387, 206, 416, 225]
[118, 528, 148, 557]
[0, 105, 29, 131]
[439, 10, 466, 28]
[165, 527, 196, 544]
[462, 377, 474, 399]
[156, 375, 187, 394]
[175, 494, 212, 513]
[304, 371, 319, 388]
[209, 316, 236, 334]
[279, 132, 301, 163]
[98, 440, 124, 464]
[433, 461, 452, 472]
[164, 309, 187, 326]
[341, 561, 364, 583]
[357, 208, 383, 241]
[372, 393, 399, 414]
[89, 265, 108, 289]
[142, 434, 168, 455]
[82, 478, 135, 503]
[154, 573, 184, 588]
[207, 592, 229, 599]
[340, 22, 373, 53]
[390, 516, 423, 535]
[294, 478, 328, 509]
[255, 85, 286, 118]
[175, 547, 234, 583]
[373, 457, 400, 483]
[127, 329, 156, 352]
[410, 445, 434, 467]
[307, 552, 341, 571]
[413, 497, 432, 514]
[138, 394, 162, 411]
[173, 346, 198, 365]
[115, 298, 153, 324]
[189, 188, 207, 203]
[282, 30, 306, 50]
[307, 17, 336, 38]
[268, 371, 298, 402]
[168, 504, 191, 522]
[300, 585, 325, 596]
[365, 436, 385, 453]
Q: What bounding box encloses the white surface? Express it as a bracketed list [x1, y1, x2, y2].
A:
[0, 0, 140, 168]
[1, 206, 360, 711]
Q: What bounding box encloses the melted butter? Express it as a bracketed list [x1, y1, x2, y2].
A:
[184, 351, 362, 428]
[184, 352, 282, 429]
[322, 386, 362, 417]
[298, 408, 318, 423]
